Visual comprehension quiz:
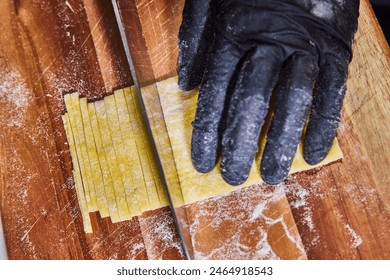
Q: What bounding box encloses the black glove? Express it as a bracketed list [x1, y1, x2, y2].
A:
[178, 0, 359, 185]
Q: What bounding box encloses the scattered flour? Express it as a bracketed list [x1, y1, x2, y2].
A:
[303, 0, 346, 20]
[0, 69, 31, 127]
[344, 224, 363, 248]
[310, 1, 335, 20]
[249, 201, 269, 222]
[130, 242, 146, 256]
[187, 184, 306, 259]
[139, 210, 185, 260]
[283, 180, 322, 232]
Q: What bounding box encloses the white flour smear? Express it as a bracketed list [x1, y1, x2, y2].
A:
[0, 69, 31, 127]
[344, 224, 363, 248]
[187, 185, 306, 260]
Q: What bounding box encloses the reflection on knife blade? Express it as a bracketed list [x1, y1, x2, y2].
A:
[0, 213, 8, 260]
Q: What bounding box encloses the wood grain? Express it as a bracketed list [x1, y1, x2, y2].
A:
[285, 0, 390, 259]
[345, 0, 390, 203]
[0, 0, 182, 259]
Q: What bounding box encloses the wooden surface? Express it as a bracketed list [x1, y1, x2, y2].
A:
[0, 0, 389, 259]
[288, 0, 390, 259]
[0, 0, 182, 260]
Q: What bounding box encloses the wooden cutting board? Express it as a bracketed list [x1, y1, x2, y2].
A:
[0, 0, 389, 259]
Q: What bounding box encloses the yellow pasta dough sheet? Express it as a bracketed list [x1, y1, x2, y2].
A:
[153, 76, 343, 206]
[62, 76, 342, 232]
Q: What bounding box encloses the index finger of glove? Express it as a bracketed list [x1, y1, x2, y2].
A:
[178, 0, 217, 91]
[191, 37, 242, 173]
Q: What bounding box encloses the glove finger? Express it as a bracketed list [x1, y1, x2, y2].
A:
[220, 45, 283, 186]
[261, 53, 319, 185]
[191, 37, 242, 173]
[178, 0, 217, 91]
[303, 54, 349, 165]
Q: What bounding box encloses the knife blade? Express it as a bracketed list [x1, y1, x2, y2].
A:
[0, 211, 8, 260]
[110, 0, 190, 259]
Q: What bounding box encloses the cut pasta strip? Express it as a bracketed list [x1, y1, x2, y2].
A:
[113, 89, 143, 216]
[96, 98, 130, 222]
[64, 93, 98, 212]
[88, 102, 119, 220]
[123, 88, 161, 210]
[130, 88, 169, 207]
[62, 113, 92, 233]
[80, 98, 109, 218]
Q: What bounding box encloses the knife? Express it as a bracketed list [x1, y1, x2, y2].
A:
[0, 212, 8, 260]
[111, 0, 191, 259]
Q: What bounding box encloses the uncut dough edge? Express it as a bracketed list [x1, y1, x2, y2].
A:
[154, 76, 343, 206]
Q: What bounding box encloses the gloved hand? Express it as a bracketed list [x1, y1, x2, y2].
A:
[178, 0, 359, 185]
